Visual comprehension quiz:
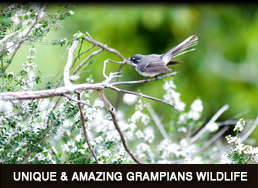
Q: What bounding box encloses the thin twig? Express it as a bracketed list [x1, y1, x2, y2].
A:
[63, 93, 92, 108]
[72, 44, 95, 67]
[84, 36, 126, 61]
[72, 48, 104, 76]
[20, 134, 49, 164]
[194, 126, 230, 154]
[190, 104, 229, 144]
[146, 103, 169, 139]
[108, 86, 175, 108]
[77, 93, 99, 164]
[98, 89, 142, 164]
[112, 72, 178, 86]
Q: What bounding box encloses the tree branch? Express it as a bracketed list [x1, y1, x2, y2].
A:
[83, 36, 126, 61]
[77, 93, 99, 164]
[108, 86, 175, 108]
[98, 89, 142, 164]
[112, 72, 178, 86]
[64, 40, 79, 86]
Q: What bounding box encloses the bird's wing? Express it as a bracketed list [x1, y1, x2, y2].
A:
[167, 60, 183, 66]
[140, 61, 172, 74]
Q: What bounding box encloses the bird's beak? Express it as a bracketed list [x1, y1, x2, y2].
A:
[126, 59, 134, 66]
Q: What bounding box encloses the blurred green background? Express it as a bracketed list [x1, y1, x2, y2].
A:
[9, 3, 258, 141]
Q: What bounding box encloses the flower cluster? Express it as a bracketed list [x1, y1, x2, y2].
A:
[163, 80, 185, 111]
[221, 118, 258, 164]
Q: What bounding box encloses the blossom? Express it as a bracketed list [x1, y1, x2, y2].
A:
[69, 11, 74, 15]
[143, 126, 155, 143]
[233, 118, 245, 132]
[75, 134, 83, 142]
[178, 126, 187, 133]
[0, 101, 13, 112]
[206, 122, 218, 132]
[225, 135, 240, 144]
[11, 15, 20, 25]
[188, 99, 203, 120]
[163, 80, 185, 111]
[123, 94, 138, 105]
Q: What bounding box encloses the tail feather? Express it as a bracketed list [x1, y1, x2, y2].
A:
[161, 35, 198, 62]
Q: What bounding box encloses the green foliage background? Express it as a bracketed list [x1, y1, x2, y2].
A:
[8, 3, 258, 143]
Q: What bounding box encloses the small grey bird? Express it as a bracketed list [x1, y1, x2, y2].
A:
[128, 35, 198, 77]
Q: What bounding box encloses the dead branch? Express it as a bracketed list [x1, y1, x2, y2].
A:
[98, 89, 142, 164]
[77, 93, 99, 164]
[64, 40, 80, 86]
[83, 35, 127, 61]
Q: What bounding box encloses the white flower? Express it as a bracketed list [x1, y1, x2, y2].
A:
[163, 80, 176, 90]
[143, 126, 155, 143]
[206, 122, 218, 132]
[178, 126, 187, 133]
[102, 150, 111, 158]
[163, 80, 185, 111]
[95, 136, 103, 144]
[234, 144, 247, 154]
[93, 98, 104, 108]
[135, 130, 144, 139]
[78, 149, 85, 155]
[69, 11, 74, 15]
[131, 111, 144, 124]
[225, 135, 240, 144]
[184, 156, 202, 164]
[29, 48, 36, 54]
[6, 42, 16, 55]
[63, 120, 71, 128]
[69, 74, 80, 81]
[190, 99, 203, 113]
[75, 134, 83, 142]
[0, 101, 13, 112]
[188, 99, 203, 120]
[123, 94, 138, 105]
[188, 111, 201, 121]
[26, 56, 35, 60]
[39, 99, 50, 111]
[11, 15, 20, 25]
[178, 113, 187, 124]
[62, 144, 70, 153]
[234, 118, 245, 132]
[36, 153, 46, 161]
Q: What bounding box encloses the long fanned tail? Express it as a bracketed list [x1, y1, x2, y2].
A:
[161, 35, 198, 62]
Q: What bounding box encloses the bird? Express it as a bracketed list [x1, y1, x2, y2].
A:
[128, 35, 198, 78]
